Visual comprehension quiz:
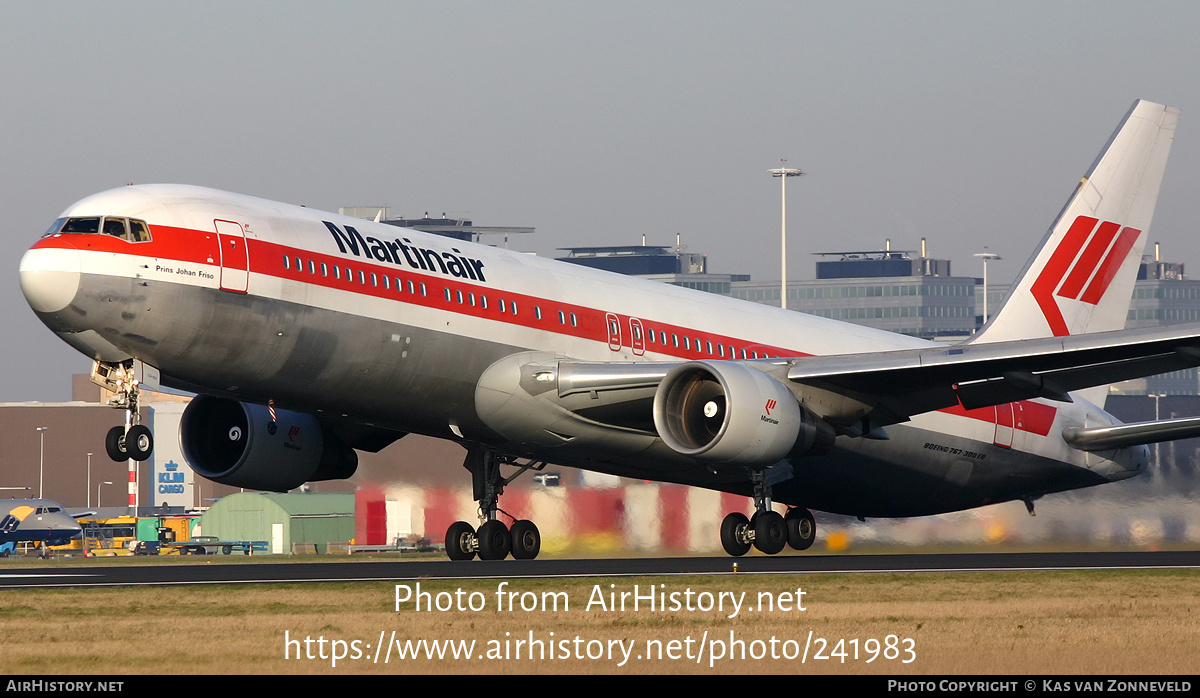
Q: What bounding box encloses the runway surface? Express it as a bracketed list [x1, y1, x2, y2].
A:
[0, 550, 1197, 588]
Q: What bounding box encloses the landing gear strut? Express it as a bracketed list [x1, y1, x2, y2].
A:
[444, 448, 545, 561]
[719, 469, 817, 556]
[94, 361, 153, 462]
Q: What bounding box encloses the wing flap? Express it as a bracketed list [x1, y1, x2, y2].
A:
[954, 351, 1198, 409]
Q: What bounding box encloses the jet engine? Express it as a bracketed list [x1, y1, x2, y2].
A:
[652, 361, 829, 467]
[180, 396, 358, 492]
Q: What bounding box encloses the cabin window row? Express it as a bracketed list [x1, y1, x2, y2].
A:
[280, 255, 772, 357]
[640, 327, 771, 359]
[439, 286, 573, 323]
[282, 255, 428, 296]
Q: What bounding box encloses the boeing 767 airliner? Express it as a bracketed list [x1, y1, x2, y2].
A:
[20, 100, 1200, 559]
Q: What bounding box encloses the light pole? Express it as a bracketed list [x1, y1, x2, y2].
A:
[36, 427, 48, 499]
[1152, 393, 1165, 476]
[98, 481, 113, 508]
[769, 163, 804, 310]
[86, 452, 93, 508]
[974, 252, 1002, 325]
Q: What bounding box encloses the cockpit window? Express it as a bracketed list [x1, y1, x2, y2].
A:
[61, 217, 100, 234]
[57, 216, 152, 242]
[103, 217, 128, 238]
[41, 218, 66, 237]
[128, 219, 151, 242]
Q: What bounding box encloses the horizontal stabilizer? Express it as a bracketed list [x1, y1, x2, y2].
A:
[1063, 415, 1200, 451]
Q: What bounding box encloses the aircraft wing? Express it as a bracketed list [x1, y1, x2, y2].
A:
[542, 323, 1200, 434]
[784, 322, 1200, 426]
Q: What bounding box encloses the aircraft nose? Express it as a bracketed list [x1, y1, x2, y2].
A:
[19, 243, 81, 314]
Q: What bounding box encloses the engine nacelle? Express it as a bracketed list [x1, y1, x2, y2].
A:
[653, 361, 826, 466]
[180, 396, 358, 492]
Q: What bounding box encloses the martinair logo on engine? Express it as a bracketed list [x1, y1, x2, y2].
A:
[761, 399, 779, 425]
[324, 221, 487, 282]
[283, 425, 302, 451]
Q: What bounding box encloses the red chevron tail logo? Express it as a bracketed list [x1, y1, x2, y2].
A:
[1029, 215, 1141, 336]
[765, 399, 777, 415]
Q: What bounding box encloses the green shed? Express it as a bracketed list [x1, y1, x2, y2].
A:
[198, 492, 355, 554]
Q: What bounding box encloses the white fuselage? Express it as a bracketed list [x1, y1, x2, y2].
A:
[20, 184, 1145, 518]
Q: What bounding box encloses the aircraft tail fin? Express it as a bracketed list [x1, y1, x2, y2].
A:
[972, 100, 1178, 347]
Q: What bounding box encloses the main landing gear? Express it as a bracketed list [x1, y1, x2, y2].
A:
[93, 361, 154, 462]
[719, 468, 816, 556]
[445, 448, 546, 561]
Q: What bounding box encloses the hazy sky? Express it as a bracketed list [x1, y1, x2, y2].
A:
[3, 2, 1199, 401]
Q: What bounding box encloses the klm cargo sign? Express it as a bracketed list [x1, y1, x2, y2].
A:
[158, 461, 185, 494]
[147, 403, 195, 510]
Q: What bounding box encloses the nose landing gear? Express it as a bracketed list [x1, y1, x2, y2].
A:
[94, 361, 154, 462]
[105, 424, 153, 462]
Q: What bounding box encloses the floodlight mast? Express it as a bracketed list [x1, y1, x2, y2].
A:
[974, 251, 1002, 324]
[769, 165, 804, 310]
[36, 427, 48, 499]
